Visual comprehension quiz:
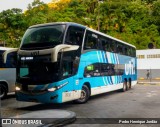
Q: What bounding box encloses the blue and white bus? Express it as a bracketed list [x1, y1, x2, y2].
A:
[16, 22, 137, 103]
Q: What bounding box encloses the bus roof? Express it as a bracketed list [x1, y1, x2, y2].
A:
[28, 22, 136, 48]
[29, 22, 86, 29]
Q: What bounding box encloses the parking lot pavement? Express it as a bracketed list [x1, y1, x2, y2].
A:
[1, 84, 160, 127]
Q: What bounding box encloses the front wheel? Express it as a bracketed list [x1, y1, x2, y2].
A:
[74, 85, 90, 104]
[0, 84, 7, 99]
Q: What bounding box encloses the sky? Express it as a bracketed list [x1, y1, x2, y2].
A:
[0, 0, 52, 12]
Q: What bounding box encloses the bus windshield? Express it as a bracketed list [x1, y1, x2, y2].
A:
[18, 58, 60, 84]
[21, 25, 66, 50]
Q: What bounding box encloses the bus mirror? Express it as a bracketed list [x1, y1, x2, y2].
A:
[3, 48, 18, 64]
[51, 44, 79, 62]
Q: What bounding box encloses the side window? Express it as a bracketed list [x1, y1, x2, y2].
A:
[99, 37, 115, 52]
[99, 37, 108, 51]
[100, 38, 106, 51]
[84, 31, 98, 50]
[101, 63, 124, 76]
[84, 63, 124, 77]
[131, 47, 136, 57]
[101, 63, 115, 76]
[84, 63, 101, 77]
[114, 64, 124, 75]
[116, 43, 123, 55]
[65, 26, 84, 46]
[127, 47, 136, 57]
[110, 40, 115, 52]
[124, 46, 129, 56]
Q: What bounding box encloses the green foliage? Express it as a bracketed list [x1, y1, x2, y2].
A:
[0, 8, 27, 47]
[0, 0, 160, 49]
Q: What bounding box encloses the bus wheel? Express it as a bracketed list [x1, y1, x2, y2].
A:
[126, 81, 130, 90]
[0, 84, 7, 99]
[75, 85, 90, 104]
[129, 80, 131, 89]
[122, 81, 127, 92]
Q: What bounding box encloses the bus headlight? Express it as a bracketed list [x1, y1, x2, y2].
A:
[16, 86, 21, 91]
[15, 83, 22, 91]
[48, 87, 56, 92]
[48, 82, 68, 92]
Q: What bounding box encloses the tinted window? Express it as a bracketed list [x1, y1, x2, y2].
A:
[100, 36, 115, 52]
[116, 43, 124, 55]
[124, 46, 129, 56]
[84, 63, 124, 77]
[84, 31, 98, 50]
[65, 26, 85, 46]
[84, 63, 101, 77]
[131, 47, 136, 57]
[21, 25, 66, 50]
[101, 63, 115, 76]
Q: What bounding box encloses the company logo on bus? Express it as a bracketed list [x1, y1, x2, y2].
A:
[125, 59, 135, 75]
[31, 51, 39, 56]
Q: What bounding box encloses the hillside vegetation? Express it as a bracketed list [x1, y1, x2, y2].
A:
[0, 0, 160, 49]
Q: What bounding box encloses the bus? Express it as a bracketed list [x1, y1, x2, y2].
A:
[0, 47, 18, 99]
[16, 22, 137, 103]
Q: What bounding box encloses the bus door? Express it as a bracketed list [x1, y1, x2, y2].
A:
[62, 25, 84, 99]
[60, 50, 75, 98]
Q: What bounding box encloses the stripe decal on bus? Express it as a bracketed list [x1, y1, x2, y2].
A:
[97, 51, 100, 63]
[103, 76, 123, 86]
[96, 51, 123, 86]
[97, 51, 120, 64]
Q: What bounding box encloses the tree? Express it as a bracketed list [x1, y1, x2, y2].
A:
[24, 0, 49, 26]
[0, 8, 27, 47]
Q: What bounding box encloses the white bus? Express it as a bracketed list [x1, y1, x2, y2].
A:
[0, 47, 18, 99]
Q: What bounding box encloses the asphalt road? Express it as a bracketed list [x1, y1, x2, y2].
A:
[1, 84, 160, 127]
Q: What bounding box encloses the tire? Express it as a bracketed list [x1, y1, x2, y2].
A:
[74, 85, 90, 104]
[0, 84, 7, 99]
[128, 80, 131, 89]
[126, 81, 130, 90]
[122, 81, 127, 92]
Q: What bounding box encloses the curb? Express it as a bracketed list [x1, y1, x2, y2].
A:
[138, 82, 160, 85]
[44, 110, 76, 127]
